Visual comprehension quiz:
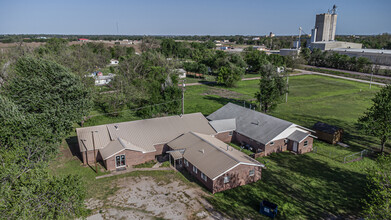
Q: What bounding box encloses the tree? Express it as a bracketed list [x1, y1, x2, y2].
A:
[3, 56, 92, 145]
[255, 64, 288, 113]
[363, 154, 391, 219]
[216, 64, 244, 87]
[358, 85, 391, 153]
[244, 49, 269, 72]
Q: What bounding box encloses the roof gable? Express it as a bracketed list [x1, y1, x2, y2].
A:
[207, 103, 293, 144]
[168, 132, 263, 180]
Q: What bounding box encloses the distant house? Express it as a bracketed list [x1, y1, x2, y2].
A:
[78, 38, 89, 42]
[253, 45, 267, 51]
[176, 69, 186, 79]
[312, 122, 343, 145]
[86, 72, 115, 86]
[167, 132, 264, 194]
[110, 59, 119, 65]
[207, 103, 315, 156]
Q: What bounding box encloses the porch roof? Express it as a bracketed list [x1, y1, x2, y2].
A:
[169, 150, 184, 160]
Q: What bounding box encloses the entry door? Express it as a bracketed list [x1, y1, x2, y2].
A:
[293, 142, 298, 152]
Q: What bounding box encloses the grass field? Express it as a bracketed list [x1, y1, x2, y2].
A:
[184, 74, 386, 219]
[52, 74, 388, 219]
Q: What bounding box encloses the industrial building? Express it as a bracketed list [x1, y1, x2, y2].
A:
[309, 5, 363, 51]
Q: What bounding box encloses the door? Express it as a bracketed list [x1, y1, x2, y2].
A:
[293, 142, 298, 152]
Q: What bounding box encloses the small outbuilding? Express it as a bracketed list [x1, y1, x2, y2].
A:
[312, 122, 343, 145]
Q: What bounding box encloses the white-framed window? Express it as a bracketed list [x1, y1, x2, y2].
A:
[193, 166, 198, 174]
[178, 159, 182, 165]
[284, 139, 288, 144]
[223, 176, 230, 184]
[304, 141, 308, 147]
[184, 158, 189, 167]
[249, 169, 255, 176]
[229, 131, 233, 136]
[201, 172, 207, 182]
[115, 155, 126, 167]
[270, 141, 274, 146]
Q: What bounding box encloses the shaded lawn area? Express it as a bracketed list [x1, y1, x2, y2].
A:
[208, 149, 375, 219]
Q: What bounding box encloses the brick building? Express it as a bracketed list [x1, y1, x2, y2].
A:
[207, 103, 315, 156]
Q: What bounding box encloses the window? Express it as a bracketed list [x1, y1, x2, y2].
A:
[249, 169, 255, 176]
[201, 172, 207, 181]
[270, 142, 274, 146]
[223, 176, 230, 184]
[116, 155, 126, 167]
[304, 141, 308, 147]
[178, 159, 182, 165]
[184, 159, 189, 167]
[193, 166, 198, 174]
[284, 139, 288, 144]
[229, 131, 233, 136]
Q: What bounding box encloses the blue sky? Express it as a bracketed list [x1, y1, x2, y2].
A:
[0, 0, 390, 35]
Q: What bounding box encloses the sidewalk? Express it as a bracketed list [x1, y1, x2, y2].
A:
[96, 166, 173, 179]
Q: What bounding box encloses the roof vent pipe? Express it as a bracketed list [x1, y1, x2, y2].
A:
[226, 145, 229, 151]
[114, 125, 119, 130]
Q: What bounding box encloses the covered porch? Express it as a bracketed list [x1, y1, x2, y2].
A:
[167, 150, 184, 169]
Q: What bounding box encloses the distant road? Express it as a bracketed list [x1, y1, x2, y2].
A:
[303, 65, 391, 80]
[179, 70, 386, 87]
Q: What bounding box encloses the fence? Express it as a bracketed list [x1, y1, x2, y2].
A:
[312, 146, 343, 162]
[343, 149, 368, 163]
[313, 146, 370, 164]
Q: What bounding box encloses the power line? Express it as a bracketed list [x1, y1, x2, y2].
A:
[87, 99, 182, 118]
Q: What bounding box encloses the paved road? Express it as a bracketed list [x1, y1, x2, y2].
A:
[180, 70, 386, 87]
[303, 65, 391, 80]
[298, 69, 386, 86]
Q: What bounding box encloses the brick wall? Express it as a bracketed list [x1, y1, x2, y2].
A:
[105, 150, 156, 171]
[214, 131, 233, 143]
[82, 150, 101, 165]
[232, 132, 264, 152]
[181, 157, 262, 194]
[154, 143, 170, 155]
[264, 139, 288, 156]
[212, 164, 262, 194]
[297, 136, 313, 154]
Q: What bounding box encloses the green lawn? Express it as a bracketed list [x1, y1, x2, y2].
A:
[184, 74, 387, 219]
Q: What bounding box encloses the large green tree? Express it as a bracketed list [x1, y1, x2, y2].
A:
[363, 154, 391, 219]
[3, 57, 92, 144]
[359, 85, 391, 153]
[244, 48, 269, 72]
[255, 64, 288, 113]
[216, 64, 244, 87]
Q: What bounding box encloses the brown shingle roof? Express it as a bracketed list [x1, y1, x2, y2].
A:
[76, 113, 216, 156]
[168, 132, 264, 180]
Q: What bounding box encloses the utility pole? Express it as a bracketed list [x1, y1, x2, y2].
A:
[370, 66, 374, 89]
[182, 79, 185, 115]
[286, 74, 289, 103]
[92, 131, 98, 173]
